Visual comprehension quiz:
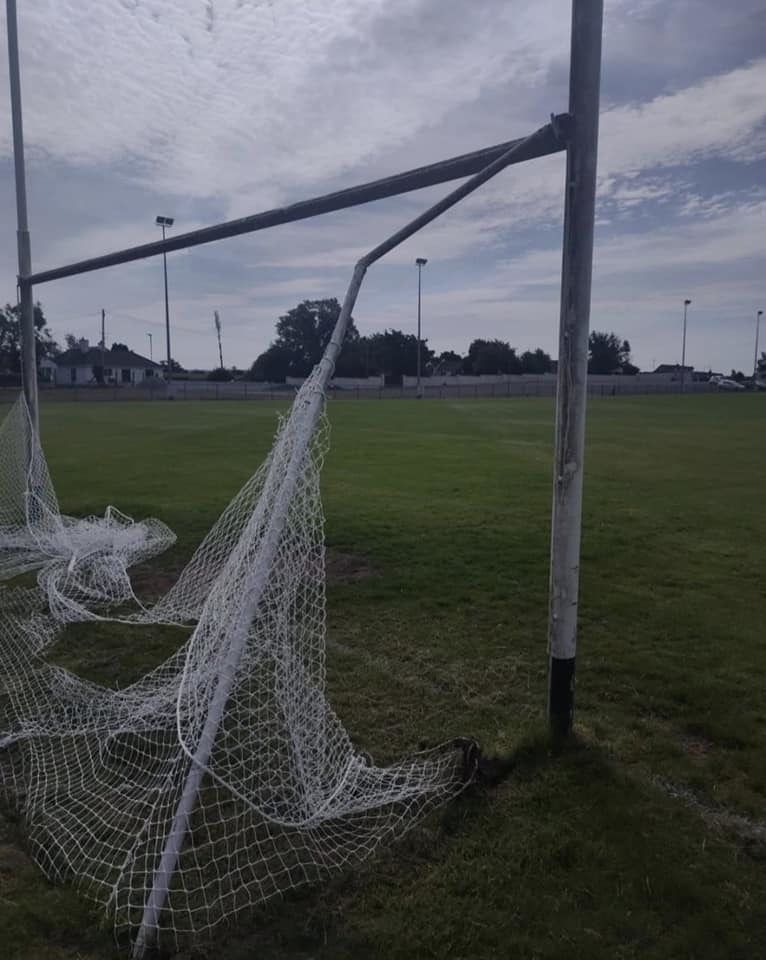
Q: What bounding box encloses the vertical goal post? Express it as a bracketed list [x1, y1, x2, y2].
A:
[548, 0, 603, 739]
[5, 0, 602, 750]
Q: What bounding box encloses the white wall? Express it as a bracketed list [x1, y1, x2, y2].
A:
[55, 364, 158, 386]
[55, 364, 92, 386]
[402, 373, 557, 387]
[286, 375, 385, 389]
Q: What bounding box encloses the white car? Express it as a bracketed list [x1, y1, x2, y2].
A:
[717, 378, 745, 391]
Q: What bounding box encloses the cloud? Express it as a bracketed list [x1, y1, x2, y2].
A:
[0, 0, 571, 202]
[425, 193, 765, 369]
[1, 1, 764, 376]
[600, 59, 766, 175]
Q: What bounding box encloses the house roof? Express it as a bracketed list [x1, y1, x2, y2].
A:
[56, 347, 160, 369]
[653, 363, 693, 374]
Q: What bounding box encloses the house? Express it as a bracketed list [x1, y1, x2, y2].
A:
[39, 356, 57, 383]
[54, 340, 161, 386]
[651, 363, 694, 379]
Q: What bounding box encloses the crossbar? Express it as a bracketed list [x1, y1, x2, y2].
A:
[28, 118, 567, 286]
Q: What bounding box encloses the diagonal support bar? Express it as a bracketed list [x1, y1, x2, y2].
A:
[29, 119, 567, 287]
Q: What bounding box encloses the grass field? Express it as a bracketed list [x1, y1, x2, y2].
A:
[2, 393, 765, 959]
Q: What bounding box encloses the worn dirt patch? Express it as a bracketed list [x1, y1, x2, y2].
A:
[129, 549, 375, 601]
[654, 776, 766, 852]
[129, 561, 185, 601]
[325, 549, 378, 584]
[677, 733, 713, 762]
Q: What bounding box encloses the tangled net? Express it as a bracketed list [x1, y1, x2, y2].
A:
[0, 393, 175, 622]
[0, 371, 471, 955]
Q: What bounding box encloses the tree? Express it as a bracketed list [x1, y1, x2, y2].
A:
[249, 299, 362, 381]
[0, 302, 59, 373]
[273, 299, 359, 377]
[64, 333, 79, 350]
[159, 358, 185, 375]
[438, 349, 463, 365]
[207, 366, 232, 382]
[111, 342, 129, 353]
[519, 348, 553, 374]
[619, 339, 639, 375]
[333, 336, 371, 378]
[588, 331, 636, 374]
[248, 344, 293, 382]
[432, 349, 464, 375]
[465, 339, 520, 375]
[365, 329, 434, 384]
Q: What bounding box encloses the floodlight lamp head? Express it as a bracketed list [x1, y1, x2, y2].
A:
[758, 310, 763, 317]
[416, 257, 428, 266]
[155, 216, 174, 227]
[684, 298, 692, 306]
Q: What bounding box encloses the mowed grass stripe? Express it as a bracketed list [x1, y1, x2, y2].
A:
[1, 393, 764, 959]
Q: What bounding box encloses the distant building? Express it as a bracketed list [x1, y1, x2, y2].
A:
[652, 363, 694, 377]
[641, 363, 696, 382]
[54, 340, 160, 386]
[39, 356, 57, 383]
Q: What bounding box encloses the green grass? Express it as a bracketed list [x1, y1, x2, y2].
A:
[2, 394, 766, 959]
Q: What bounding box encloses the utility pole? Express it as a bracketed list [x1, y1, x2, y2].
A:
[754, 309, 763, 383]
[101, 308, 106, 385]
[147, 332, 153, 362]
[680, 298, 691, 393]
[415, 257, 427, 398]
[547, 0, 603, 741]
[6, 0, 38, 433]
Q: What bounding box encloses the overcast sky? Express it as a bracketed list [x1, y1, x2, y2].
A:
[1, 0, 764, 373]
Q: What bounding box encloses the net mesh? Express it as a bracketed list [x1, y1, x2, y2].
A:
[0, 374, 469, 952]
[0, 393, 176, 622]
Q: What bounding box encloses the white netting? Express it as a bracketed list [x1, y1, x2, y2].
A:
[0, 393, 176, 622]
[0, 372, 470, 953]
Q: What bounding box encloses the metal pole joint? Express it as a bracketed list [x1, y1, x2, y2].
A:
[550, 111, 574, 145]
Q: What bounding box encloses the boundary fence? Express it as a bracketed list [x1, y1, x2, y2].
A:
[1, 379, 720, 405]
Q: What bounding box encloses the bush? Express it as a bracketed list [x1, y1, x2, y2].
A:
[207, 367, 232, 382]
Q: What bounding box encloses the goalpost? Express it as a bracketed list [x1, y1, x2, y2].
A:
[4, 0, 603, 949]
[6, 0, 601, 737]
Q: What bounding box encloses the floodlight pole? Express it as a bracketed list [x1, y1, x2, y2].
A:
[680, 299, 691, 393]
[163, 236, 171, 394]
[754, 310, 762, 382]
[6, 0, 38, 434]
[416, 258, 427, 398]
[100, 308, 107, 384]
[156, 216, 175, 397]
[547, 0, 603, 741]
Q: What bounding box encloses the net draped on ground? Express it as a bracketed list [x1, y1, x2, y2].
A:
[0, 392, 176, 622]
[0, 373, 468, 950]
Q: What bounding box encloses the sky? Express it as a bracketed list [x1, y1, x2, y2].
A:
[1, 0, 764, 374]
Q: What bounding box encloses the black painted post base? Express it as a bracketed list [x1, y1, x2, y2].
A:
[548, 656, 575, 746]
